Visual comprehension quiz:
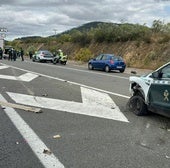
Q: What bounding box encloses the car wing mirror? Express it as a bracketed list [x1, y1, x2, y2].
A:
[152, 71, 162, 79]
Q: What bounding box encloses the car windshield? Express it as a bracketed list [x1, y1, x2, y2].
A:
[40, 51, 52, 55]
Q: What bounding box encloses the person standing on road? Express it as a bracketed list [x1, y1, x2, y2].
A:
[0, 47, 3, 59]
[8, 48, 12, 60]
[29, 51, 33, 59]
[13, 49, 17, 61]
[58, 49, 63, 59]
[20, 48, 24, 61]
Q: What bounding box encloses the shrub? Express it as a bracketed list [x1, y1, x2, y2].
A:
[158, 34, 170, 43]
[74, 48, 93, 62]
[144, 51, 157, 65]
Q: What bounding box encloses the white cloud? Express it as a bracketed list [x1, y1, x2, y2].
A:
[0, 0, 169, 40]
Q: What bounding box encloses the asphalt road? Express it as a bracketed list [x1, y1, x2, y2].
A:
[0, 58, 170, 168]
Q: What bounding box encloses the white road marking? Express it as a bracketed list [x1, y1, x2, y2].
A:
[7, 87, 129, 122]
[0, 65, 9, 69]
[0, 72, 38, 82]
[17, 73, 39, 82]
[0, 63, 130, 99]
[0, 94, 64, 168]
[81, 87, 128, 122]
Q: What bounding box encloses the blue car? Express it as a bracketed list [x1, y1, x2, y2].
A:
[88, 54, 126, 73]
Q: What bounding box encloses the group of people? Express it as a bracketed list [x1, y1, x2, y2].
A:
[0, 47, 24, 61]
[0, 47, 65, 61]
[8, 48, 24, 61]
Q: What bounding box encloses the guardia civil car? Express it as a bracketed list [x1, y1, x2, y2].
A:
[128, 62, 170, 117]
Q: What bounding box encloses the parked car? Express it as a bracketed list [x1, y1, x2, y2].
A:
[3, 46, 13, 59]
[32, 50, 54, 62]
[88, 54, 126, 73]
[128, 62, 170, 117]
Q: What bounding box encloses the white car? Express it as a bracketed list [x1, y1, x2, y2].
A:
[128, 62, 170, 117]
[32, 50, 54, 62]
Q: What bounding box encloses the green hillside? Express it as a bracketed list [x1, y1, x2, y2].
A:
[6, 20, 170, 69]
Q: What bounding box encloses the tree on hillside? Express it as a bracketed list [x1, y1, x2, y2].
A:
[152, 20, 164, 33]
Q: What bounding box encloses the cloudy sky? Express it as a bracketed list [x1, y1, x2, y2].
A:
[0, 0, 170, 41]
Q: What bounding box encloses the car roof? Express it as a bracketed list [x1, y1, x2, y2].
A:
[103, 54, 122, 58]
[38, 50, 50, 52]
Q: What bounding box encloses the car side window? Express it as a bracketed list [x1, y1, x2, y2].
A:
[96, 55, 103, 60]
[161, 64, 170, 79]
[102, 55, 108, 60]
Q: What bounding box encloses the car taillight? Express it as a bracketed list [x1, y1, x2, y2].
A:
[110, 60, 114, 64]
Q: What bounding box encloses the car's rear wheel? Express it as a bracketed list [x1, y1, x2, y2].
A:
[127, 95, 148, 116]
[105, 65, 110, 72]
[53, 59, 57, 64]
[88, 63, 93, 70]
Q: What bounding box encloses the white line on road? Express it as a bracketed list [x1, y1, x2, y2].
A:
[0, 94, 64, 168]
[0, 72, 38, 81]
[0, 65, 9, 69]
[0, 63, 130, 99]
[7, 87, 129, 122]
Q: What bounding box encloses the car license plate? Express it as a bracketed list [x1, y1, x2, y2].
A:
[117, 66, 122, 68]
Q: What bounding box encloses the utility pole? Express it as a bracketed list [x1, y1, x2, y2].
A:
[53, 29, 57, 36]
[0, 28, 8, 49]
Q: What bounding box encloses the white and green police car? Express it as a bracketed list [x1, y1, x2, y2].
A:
[128, 62, 170, 117]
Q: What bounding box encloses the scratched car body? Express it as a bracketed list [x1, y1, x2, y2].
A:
[128, 62, 170, 117]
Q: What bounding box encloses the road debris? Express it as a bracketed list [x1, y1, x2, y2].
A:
[15, 141, 19, 145]
[0, 100, 42, 113]
[111, 106, 115, 109]
[42, 93, 48, 97]
[53, 134, 61, 139]
[43, 149, 52, 155]
[166, 155, 170, 159]
[131, 70, 137, 74]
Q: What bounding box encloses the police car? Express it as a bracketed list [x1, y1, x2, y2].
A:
[128, 62, 170, 117]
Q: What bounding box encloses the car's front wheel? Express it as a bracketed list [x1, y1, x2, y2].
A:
[88, 63, 93, 70]
[127, 95, 148, 116]
[32, 58, 35, 62]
